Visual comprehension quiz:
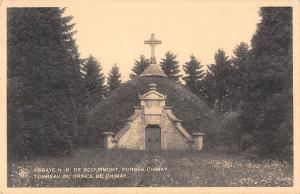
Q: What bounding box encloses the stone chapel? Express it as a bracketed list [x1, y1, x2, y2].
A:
[102, 33, 204, 151]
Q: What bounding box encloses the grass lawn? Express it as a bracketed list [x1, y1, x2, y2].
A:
[8, 148, 293, 187]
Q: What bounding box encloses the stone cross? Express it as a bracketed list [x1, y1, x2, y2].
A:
[144, 33, 162, 64]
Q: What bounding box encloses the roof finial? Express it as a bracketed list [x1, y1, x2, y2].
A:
[144, 33, 162, 64]
[140, 34, 167, 77]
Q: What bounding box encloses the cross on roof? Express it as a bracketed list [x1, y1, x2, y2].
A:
[144, 33, 162, 64]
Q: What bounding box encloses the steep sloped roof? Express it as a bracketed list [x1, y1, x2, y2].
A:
[140, 64, 167, 77]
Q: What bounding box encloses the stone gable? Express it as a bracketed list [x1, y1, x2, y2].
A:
[103, 83, 204, 151]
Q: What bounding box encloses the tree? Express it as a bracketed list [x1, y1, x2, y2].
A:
[7, 77, 29, 158]
[130, 55, 150, 79]
[7, 8, 85, 158]
[202, 49, 234, 112]
[231, 42, 251, 107]
[82, 55, 105, 102]
[239, 7, 292, 160]
[232, 42, 250, 71]
[160, 51, 181, 82]
[107, 63, 122, 92]
[213, 42, 251, 152]
[182, 55, 205, 95]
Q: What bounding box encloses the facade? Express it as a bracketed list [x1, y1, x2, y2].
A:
[103, 83, 204, 151]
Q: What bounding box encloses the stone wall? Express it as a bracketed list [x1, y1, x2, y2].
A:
[117, 115, 145, 149]
[116, 110, 190, 150]
[160, 112, 190, 150]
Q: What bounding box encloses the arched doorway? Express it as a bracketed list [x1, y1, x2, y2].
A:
[145, 125, 161, 151]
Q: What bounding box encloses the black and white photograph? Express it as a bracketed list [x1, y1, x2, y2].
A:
[0, 0, 299, 193]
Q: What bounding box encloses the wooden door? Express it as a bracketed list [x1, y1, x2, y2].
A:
[145, 125, 161, 151]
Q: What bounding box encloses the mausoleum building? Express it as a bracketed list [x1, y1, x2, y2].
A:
[103, 82, 204, 151]
[102, 33, 204, 151]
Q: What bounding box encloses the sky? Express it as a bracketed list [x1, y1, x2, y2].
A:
[64, 2, 261, 81]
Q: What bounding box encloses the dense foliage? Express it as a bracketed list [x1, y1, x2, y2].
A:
[107, 63, 122, 92]
[8, 8, 86, 159]
[238, 7, 293, 160]
[160, 51, 181, 82]
[182, 55, 205, 96]
[82, 55, 105, 104]
[202, 49, 235, 112]
[200, 7, 293, 160]
[130, 55, 150, 79]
